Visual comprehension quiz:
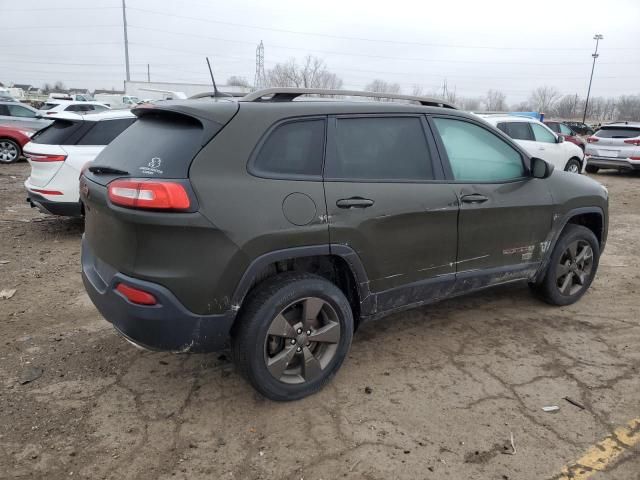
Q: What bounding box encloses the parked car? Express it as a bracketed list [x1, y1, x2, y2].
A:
[80, 88, 608, 401]
[0, 125, 35, 163]
[564, 121, 595, 136]
[483, 115, 585, 173]
[24, 110, 135, 216]
[38, 101, 110, 116]
[584, 122, 640, 173]
[544, 121, 586, 151]
[0, 101, 51, 130]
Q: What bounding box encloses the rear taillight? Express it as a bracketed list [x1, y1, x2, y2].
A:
[107, 179, 191, 211]
[623, 138, 640, 146]
[116, 283, 157, 305]
[24, 152, 67, 162]
[587, 137, 599, 143]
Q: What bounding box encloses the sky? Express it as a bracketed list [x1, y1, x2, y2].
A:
[2, 0, 640, 103]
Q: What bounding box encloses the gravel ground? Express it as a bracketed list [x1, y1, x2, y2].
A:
[1, 162, 639, 480]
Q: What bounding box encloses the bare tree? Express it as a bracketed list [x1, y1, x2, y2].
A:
[53, 81, 67, 92]
[529, 86, 561, 113]
[616, 95, 640, 121]
[365, 79, 401, 99]
[484, 89, 507, 111]
[266, 55, 343, 90]
[459, 97, 481, 111]
[554, 94, 580, 119]
[410, 85, 424, 97]
[510, 101, 533, 111]
[41, 83, 53, 94]
[226, 76, 250, 88]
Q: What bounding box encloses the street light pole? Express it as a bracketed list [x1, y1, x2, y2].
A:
[582, 34, 603, 124]
[122, 0, 131, 83]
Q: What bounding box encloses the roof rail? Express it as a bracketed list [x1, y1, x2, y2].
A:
[240, 88, 456, 109]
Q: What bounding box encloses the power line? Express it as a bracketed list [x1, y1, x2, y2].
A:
[126, 6, 640, 51]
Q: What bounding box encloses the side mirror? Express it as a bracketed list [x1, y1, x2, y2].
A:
[531, 157, 554, 179]
[557, 135, 564, 143]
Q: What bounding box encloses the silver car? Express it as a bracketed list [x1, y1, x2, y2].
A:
[0, 101, 51, 130]
[585, 122, 640, 173]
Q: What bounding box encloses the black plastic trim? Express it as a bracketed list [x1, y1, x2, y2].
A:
[26, 192, 82, 217]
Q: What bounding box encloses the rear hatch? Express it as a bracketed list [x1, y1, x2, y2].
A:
[588, 125, 640, 159]
[81, 100, 239, 292]
[25, 118, 87, 187]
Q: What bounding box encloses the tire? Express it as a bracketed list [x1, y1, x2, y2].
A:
[585, 165, 599, 174]
[0, 138, 21, 164]
[564, 158, 582, 174]
[531, 224, 600, 306]
[231, 272, 354, 401]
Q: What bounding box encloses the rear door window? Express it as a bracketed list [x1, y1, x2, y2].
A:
[90, 112, 204, 178]
[546, 123, 561, 133]
[31, 119, 84, 145]
[251, 119, 325, 178]
[595, 127, 640, 139]
[7, 105, 36, 118]
[326, 116, 434, 181]
[433, 117, 525, 182]
[77, 118, 136, 145]
[531, 123, 557, 143]
[498, 122, 534, 141]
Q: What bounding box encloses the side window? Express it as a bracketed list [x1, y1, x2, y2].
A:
[0, 105, 9, 116]
[506, 122, 535, 141]
[77, 118, 136, 145]
[546, 123, 561, 133]
[433, 118, 525, 182]
[326, 117, 434, 180]
[559, 124, 573, 135]
[251, 119, 325, 178]
[8, 105, 36, 118]
[65, 104, 83, 112]
[531, 123, 557, 143]
[93, 105, 108, 112]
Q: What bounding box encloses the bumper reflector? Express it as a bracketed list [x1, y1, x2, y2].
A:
[116, 283, 157, 306]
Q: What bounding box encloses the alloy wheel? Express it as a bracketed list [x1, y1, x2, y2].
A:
[556, 240, 594, 296]
[0, 141, 18, 163]
[264, 297, 341, 384]
[566, 162, 580, 174]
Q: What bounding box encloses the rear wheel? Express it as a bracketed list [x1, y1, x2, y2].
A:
[564, 158, 582, 174]
[531, 224, 599, 306]
[232, 273, 353, 401]
[585, 165, 599, 174]
[0, 139, 20, 163]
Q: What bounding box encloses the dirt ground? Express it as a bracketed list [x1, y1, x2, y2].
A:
[1, 162, 639, 480]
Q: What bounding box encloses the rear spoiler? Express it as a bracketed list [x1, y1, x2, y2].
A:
[132, 101, 239, 147]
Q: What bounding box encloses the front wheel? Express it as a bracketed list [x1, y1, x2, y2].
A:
[564, 158, 582, 174]
[0, 139, 21, 164]
[232, 273, 354, 401]
[531, 224, 600, 306]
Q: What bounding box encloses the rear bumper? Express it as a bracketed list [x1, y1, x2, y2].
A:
[81, 237, 235, 352]
[26, 191, 82, 217]
[586, 156, 640, 170]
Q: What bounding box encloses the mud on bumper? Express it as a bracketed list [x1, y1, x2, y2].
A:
[81, 238, 235, 353]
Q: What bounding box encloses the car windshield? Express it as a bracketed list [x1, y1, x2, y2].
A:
[40, 103, 59, 110]
[595, 127, 640, 139]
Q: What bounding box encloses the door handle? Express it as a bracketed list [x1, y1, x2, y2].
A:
[336, 197, 374, 209]
[460, 193, 488, 204]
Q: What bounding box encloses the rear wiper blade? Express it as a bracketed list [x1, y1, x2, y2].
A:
[88, 165, 129, 175]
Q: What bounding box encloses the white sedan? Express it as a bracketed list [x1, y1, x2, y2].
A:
[38, 100, 110, 116]
[481, 115, 585, 173]
[24, 110, 135, 216]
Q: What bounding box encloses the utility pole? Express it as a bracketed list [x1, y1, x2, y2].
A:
[254, 41, 265, 90]
[122, 0, 131, 83]
[147, 64, 150, 82]
[582, 34, 603, 124]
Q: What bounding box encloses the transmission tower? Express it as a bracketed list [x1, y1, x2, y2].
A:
[254, 41, 266, 90]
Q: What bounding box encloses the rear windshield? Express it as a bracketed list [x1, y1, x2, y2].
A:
[595, 127, 640, 139]
[90, 112, 203, 178]
[40, 103, 59, 111]
[31, 119, 83, 145]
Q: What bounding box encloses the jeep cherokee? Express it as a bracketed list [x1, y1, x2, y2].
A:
[80, 88, 608, 401]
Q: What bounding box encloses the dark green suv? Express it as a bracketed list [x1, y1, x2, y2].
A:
[81, 88, 608, 401]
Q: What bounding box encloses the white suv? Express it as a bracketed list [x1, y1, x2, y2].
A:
[24, 110, 135, 216]
[481, 115, 585, 173]
[584, 122, 640, 173]
[38, 101, 110, 116]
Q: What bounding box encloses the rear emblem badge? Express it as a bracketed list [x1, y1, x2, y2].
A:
[149, 157, 162, 168]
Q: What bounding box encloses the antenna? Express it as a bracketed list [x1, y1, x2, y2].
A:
[206, 57, 219, 96]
